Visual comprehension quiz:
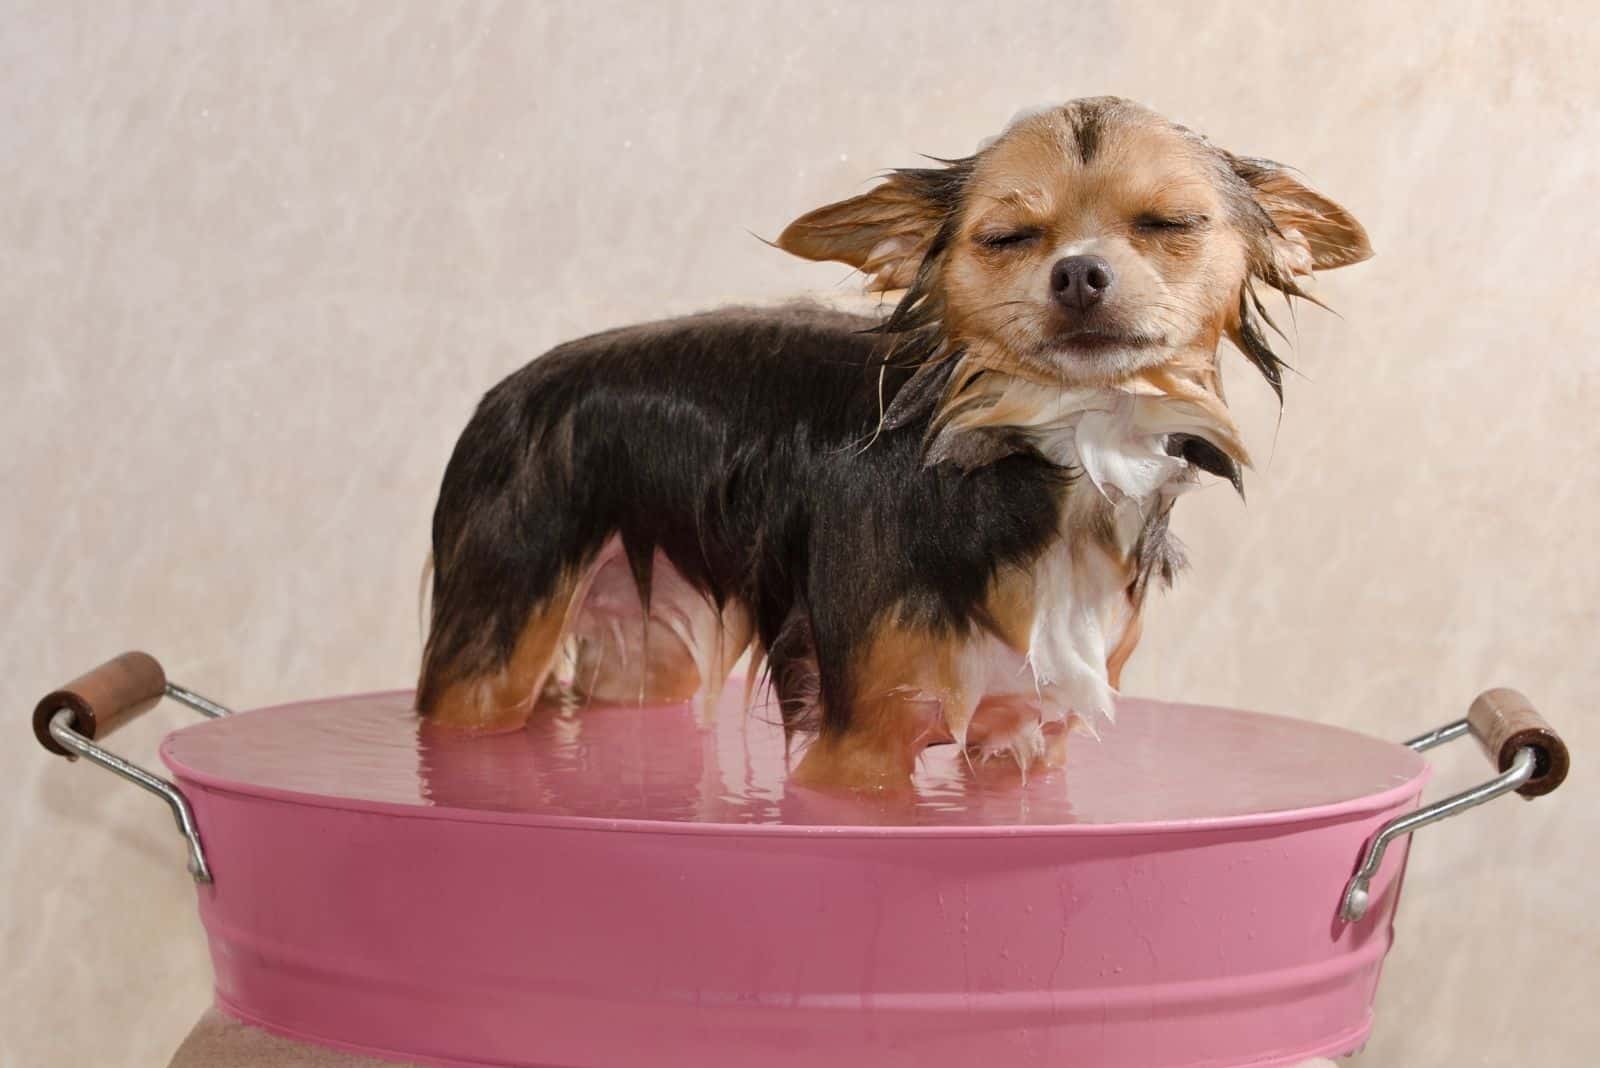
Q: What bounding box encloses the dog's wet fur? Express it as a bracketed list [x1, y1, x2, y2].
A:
[418, 97, 1371, 790]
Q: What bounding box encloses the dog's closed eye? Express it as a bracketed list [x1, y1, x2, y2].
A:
[975, 228, 1044, 251]
[1134, 212, 1209, 233]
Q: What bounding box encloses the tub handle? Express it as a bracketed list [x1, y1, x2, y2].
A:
[32, 652, 234, 883]
[1340, 688, 1569, 922]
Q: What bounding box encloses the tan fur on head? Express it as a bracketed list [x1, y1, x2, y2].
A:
[776, 96, 1372, 408]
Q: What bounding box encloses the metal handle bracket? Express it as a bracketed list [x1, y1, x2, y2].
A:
[1339, 717, 1538, 922]
[45, 681, 231, 884]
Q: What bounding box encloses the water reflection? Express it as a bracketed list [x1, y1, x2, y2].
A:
[415, 687, 1092, 825]
[162, 682, 1427, 827]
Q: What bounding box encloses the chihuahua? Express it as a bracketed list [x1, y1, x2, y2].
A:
[416, 97, 1370, 790]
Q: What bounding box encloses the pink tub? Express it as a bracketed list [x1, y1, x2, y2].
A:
[33, 653, 1569, 1067]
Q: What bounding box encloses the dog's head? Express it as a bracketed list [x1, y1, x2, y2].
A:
[777, 97, 1371, 397]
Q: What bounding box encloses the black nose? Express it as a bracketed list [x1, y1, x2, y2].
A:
[1050, 255, 1115, 311]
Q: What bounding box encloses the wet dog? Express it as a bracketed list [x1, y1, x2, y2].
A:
[417, 97, 1370, 790]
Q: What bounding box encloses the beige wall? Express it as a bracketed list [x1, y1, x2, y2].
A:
[4, 2, 1597, 1064]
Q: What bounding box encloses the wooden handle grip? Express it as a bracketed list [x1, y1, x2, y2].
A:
[33, 652, 169, 757]
[1468, 688, 1569, 798]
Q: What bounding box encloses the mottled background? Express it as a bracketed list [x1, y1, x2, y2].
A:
[4, 2, 1596, 1064]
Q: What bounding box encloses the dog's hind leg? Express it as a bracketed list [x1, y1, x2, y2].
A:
[422, 569, 589, 734]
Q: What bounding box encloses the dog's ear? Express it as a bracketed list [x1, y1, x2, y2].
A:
[1228, 155, 1372, 277]
[776, 166, 965, 292]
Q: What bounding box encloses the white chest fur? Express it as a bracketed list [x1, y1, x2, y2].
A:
[938, 376, 1243, 737]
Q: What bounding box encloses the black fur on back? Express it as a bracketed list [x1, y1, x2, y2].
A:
[419, 302, 1065, 735]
